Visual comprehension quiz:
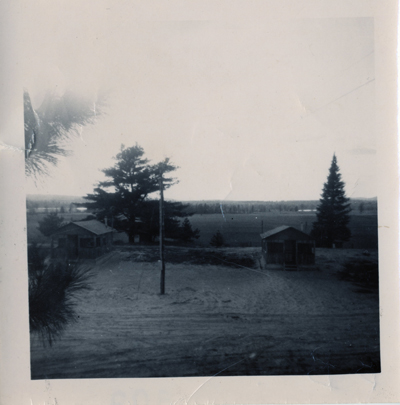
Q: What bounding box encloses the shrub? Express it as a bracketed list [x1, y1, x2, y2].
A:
[28, 244, 92, 345]
[37, 212, 64, 237]
[338, 258, 378, 288]
[179, 218, 200, 243]
[210, 230, 224, 248]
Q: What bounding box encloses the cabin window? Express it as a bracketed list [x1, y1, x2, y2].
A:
[96, 237, 101, 247]
[80, 238, 95, 248]
[298, 243, 312, 254]
[58, 238, 66, 248]
[267, 242, 283, 254]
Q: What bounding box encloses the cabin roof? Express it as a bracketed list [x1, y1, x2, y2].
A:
[260, 225, 311, 240]
[53, 220, 116, 236]
[73, 220, 116, 235]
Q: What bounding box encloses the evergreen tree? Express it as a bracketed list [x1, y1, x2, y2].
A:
[311, 154, 351, 247]
[24, 90, 103, 345]
[28, 243, 92, 345]
[210, 230, 224, 247]
[38, 212, 65, 237]
[138, 200, 192, 241]
[179, 218, 200, 242]
[24, 90, 105, 178]
[83, 144, 178, 243]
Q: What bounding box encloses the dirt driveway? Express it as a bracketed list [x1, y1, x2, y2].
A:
[30, 248, 380, 378]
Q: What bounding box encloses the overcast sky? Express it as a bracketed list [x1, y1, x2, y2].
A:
[22, 1, 376, 201]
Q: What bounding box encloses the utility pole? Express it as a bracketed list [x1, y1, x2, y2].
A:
[159, 175, 165, 295]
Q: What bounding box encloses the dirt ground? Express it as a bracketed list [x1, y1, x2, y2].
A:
[30, 247, 380, 378]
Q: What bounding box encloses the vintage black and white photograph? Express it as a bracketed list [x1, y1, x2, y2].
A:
[21, 3, 382, 381]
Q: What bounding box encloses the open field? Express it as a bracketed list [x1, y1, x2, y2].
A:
[189, 213, 378, 249]
[26, 211, 378, 249]
[30, 247, 380, 378]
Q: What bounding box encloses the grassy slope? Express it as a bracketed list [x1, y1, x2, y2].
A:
[27, 211, 378, 249]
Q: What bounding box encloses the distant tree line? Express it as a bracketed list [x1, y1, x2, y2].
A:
[183, 199, 376, 215]
[184, 202, 310, 215]
[26, 197, 86, 214]
[28, 197, 377, 217]
[26, 203, 75, 215]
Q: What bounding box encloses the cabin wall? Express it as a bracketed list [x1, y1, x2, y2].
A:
[262, 237, 315, 267]
[52, 231, 113, 260]
[262, 240, 284, 264]
[297, 242, 315, 265]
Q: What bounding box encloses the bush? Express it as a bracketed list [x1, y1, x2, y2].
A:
[338, 258, 378, 288]
[28, 244, 92, 345]
[179, 218, 200, 243]
[37, 212, 64, 237]
[210, 230, 224, 248]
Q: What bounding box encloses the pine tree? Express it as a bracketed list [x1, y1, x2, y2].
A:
[24, 90, 103, 346]
[179, 218, 200, 243]
[311, 154, 351, 248]
[37, 212, 65, 237]
[28, 243, 92, 345]
[24, 90, 105, 178]
[138, 200, 193, 241]
[83, 144, 178, 243]
[210, 230, 224, 247]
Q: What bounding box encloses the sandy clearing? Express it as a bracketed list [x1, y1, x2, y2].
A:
[74, 250, 378, 316]
[30, 248, 380, 378]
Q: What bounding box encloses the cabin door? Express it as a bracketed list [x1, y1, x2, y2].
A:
[284, 240, 296, 265]
[67, 235, 79, 259]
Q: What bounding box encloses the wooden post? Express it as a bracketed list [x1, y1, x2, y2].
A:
[159, 175, 165, 295]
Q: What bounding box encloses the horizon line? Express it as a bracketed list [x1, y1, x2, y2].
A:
[26, 193, 378, 203]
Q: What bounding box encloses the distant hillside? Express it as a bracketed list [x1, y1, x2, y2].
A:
[181, 198, 377, 215]
[26, 194, 377, 214]
[26, 194, 86, 209]
[179, 197, 377, 204]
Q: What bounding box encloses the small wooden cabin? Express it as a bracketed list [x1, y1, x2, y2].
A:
[261, 225, 315, 270]
[50, 220, 116, 260]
